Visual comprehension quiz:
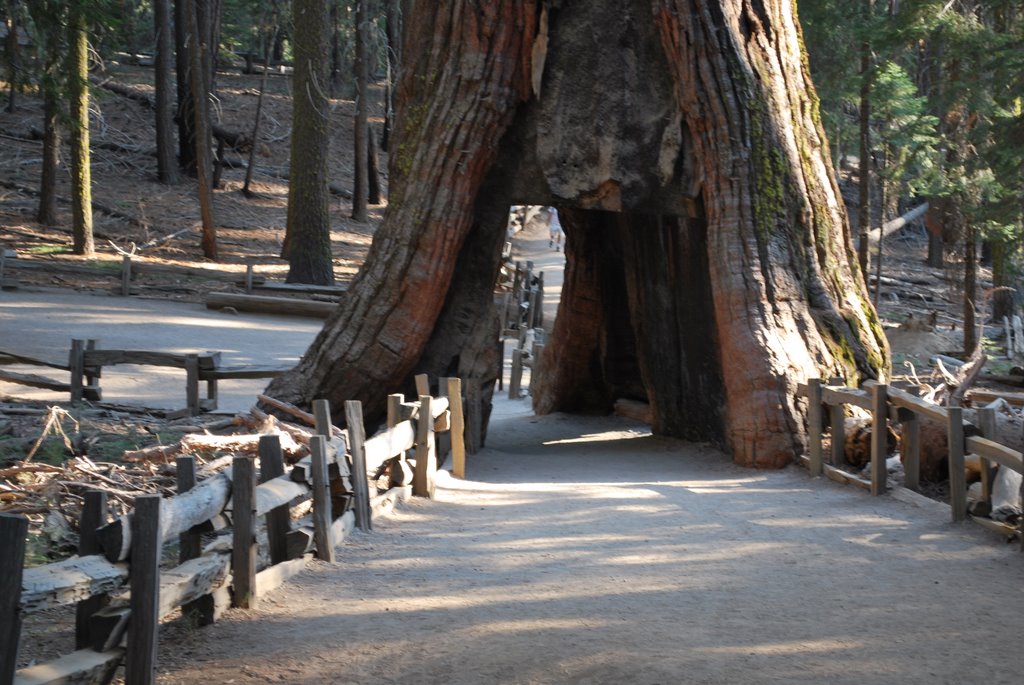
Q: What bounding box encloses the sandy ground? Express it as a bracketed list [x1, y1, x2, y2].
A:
[0, 290, 321, 413]
[152, 222, 1023, 685]
[154, 397, 1024, 685]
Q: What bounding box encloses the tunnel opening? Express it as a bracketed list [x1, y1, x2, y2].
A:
[528, 206, 725, 447]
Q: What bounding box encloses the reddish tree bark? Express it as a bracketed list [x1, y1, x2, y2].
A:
[265, 1, 538, 423]
[267, 0, 888, 468]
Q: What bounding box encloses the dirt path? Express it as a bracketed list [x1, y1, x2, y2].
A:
[0, 289, 321, 412]
[156, 394, 1022, 685]
[153, 216, 1021, 685]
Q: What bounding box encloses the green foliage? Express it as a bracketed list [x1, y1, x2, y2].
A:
[872, 61, 942, 195]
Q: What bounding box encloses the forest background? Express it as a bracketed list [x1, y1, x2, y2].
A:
[0, 0, 1023, 376]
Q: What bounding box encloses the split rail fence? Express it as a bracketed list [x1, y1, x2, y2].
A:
[0, 375, 466, 685]
[497, 260, 546, 400]
[799, 378, 1024, 546]
[1, 339, 289, 418]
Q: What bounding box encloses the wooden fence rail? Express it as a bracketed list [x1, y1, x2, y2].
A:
[1, 339, 290, 417]
[1, 377, 467, 685]
[799, 377, 1024, 547]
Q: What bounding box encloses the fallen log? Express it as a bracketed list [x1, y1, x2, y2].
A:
[122, 431, 305, 463]
[258, 394, 346, 438]
[868, 202, 929, 243]
[842, 417, 898, 468]
[206, 291, 336, 319]
[0, 368, 71, 392]
[95, 472, 231, 562]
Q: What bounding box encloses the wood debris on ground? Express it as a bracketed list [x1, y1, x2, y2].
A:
[0, 400, 328, 564]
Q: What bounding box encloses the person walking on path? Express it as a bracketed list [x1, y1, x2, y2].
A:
[547, 207, 564, 252]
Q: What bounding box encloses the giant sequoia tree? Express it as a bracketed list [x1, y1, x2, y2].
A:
[266, 0, 889, 468]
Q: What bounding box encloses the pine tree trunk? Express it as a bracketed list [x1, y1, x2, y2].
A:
[857, 0, 874, 283]
[382, 0, 403, 151]
[351, 0, 369, 222]
[963, 220, 977, 355]
[5, 0, 19, 112]
[174, 0, 196, 172]
[154, 0, 179, 184]
[990, 238, 1015, 322]
[68, 2, 93, 257]
[36, 65, 60, 226]
[188, 0, 217, 259]
[282, 0, 333, 285]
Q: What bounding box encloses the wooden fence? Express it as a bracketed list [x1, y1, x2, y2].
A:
[1, 339, 288, 418]
[496, 260, 546, 400]
[0, 376, 466, 685]
[799, 378, 1024, 546]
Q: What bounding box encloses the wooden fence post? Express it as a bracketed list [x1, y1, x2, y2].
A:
[509, 349, 523, 399]
[344, 401, 372, 532]
[530, 343, 544, 394]
[126, 495, 161, 685]
[828, 377, 845, 467]
[414, 373, 430, 398]
[947, 406, 967, 522]
[807, 379, 823, 478]
[386, 393, 412, 486]
[259, 436, 291, 564]
[413, 395, 437, 498]
[175, 457, 201, 563]
[309, 436, 336, 562]
[69, 338, 85, 403]
[466, 379, 482, 455]
[977, 407, 997, 513]
[437, 377, 452, 468]
[176, 456, 221, 624]
[870, 382, 888, 496]
[448, 377, 466, 479]
[312, 399, 332, 437]
[84, 339, 101, 401]
[121, 255, 132, 296]
[528, 288, 540, 329]
[231, 457, 257, 608]
[902, 386, 921, 491]
[0, 513, 28, 685]
[75, 490, 109, 649]
[185, 354, 200, 416]
[496, 339, 505, 391]
[536, 272, 545, 328]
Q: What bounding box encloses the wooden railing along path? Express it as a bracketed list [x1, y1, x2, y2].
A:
[799, 378, 1024, 546]
[1, 339, 290, 418]
[1, 375, 466, 685]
